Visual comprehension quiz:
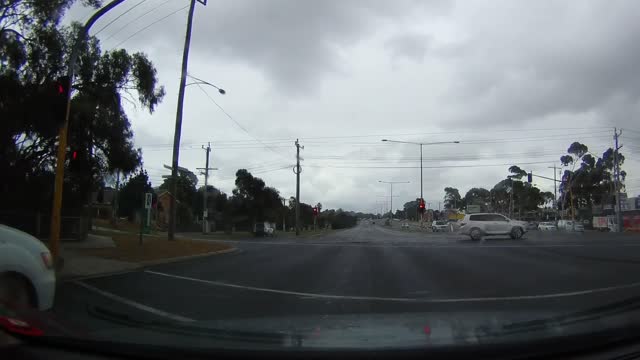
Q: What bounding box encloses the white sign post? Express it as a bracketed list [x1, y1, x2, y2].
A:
[144, 193, 152, 227]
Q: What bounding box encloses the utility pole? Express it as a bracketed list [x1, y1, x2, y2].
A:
[168, 0, 207, 241]
[294, 139, 303, 235]
[614, 128, 624, 232]
[196, 142, 217, 234]
[378, 181, 409, 220]
[548, 165, 558, 221]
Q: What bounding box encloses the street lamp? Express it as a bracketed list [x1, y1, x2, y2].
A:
[186, 74, 226, 94]
[381, 139, 459, 219]
[378, 180, 409, 219]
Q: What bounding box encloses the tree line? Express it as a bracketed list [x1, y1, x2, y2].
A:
[118, 168, 360, 232]
[438, 142, 627, 219]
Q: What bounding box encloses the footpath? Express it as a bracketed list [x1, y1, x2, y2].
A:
[58, 229, 235, 280]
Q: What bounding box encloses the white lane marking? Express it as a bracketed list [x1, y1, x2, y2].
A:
[73, 281, 195, 322]
[144, 270, 640, 304]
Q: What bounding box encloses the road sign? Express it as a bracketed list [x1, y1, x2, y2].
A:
[466, 205, 481, 213]
[144, 193, 152, 209]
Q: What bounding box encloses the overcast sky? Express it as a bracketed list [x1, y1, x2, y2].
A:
[67, 0, 640, 213]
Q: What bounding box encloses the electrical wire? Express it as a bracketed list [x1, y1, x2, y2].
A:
[102, 0, 178, 42]
[93, 0, 149, 36]
[137, 129, 612, 148]
[304, 160, 559, 170]
[112, 4, 189, 49]
[195, 84, 291, 161]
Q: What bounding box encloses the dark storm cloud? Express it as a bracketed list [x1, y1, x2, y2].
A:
[190, 0, 452, 94]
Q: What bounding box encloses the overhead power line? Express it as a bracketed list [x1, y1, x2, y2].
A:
[102, 0, 176, 42]
[195, 84, 291, 161]
[112, 4, 189, 49]
[305, 160, 557, 170]
[136, 129, 611, 148]
[93, 0, 148, 36]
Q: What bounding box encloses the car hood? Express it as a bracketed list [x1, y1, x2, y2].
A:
[40, 297, 640, 350]
[7, 296, 640, 351]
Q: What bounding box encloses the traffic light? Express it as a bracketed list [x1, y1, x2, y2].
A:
[527, 172, 533, 183]
[51, 76, 70, 126]
[418, 198, 426, 213]
[313, 207, 318, 216]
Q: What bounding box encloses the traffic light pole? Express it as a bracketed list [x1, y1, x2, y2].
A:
[49, 0, 125, 265]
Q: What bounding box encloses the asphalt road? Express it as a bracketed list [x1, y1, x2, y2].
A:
[54, 223, 640, 335]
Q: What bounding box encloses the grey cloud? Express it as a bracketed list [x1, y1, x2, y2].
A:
[435, 1, 640, 130]
[385, 33, 431, 62]
[190, 0, 451, 95]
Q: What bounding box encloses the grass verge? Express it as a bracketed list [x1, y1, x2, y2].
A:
[75, 234, 232, 262]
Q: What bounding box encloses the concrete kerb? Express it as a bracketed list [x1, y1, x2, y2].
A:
[59, 247, 239, 282]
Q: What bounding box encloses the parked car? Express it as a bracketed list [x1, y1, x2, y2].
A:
[0, 224, 56, 310]
[431, 220, 449, 232]
[557, 219, 584, 232]
[458, 213, 528, 241]
[526, 222, 539, 230]
[254, 222, 276, 237]
[538, 222, 558, 231]
[401, 223, 410, 229]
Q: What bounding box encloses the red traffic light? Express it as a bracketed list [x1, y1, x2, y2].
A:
[54, 76, 70, 97]
[71, 150, 78, 160]
[313, 207, 319, 216]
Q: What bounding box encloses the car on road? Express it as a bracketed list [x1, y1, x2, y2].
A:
[431, 220, 448, 232]
[0, 224, 56, 311]
[557, 220, 584, 232]
[458, 213, 528, 241]
[254, 222, 276, 237]
[526, 222, 538, 230]
[538, 222, 558, 231]
[401, 222, 410, 229]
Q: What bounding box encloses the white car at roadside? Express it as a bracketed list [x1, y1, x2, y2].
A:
[0, 224, 56, 310]
[538, 222, 558, 231]
[458, 213, 528, 241]
[431, 220, 449, 232]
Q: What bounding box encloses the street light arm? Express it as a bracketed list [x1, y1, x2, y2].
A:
[186, 74, 226, 94]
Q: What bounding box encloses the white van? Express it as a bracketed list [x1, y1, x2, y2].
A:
[558, 220, 576, 231]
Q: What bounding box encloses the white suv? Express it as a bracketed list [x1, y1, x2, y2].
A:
[459, 213, 528, 241]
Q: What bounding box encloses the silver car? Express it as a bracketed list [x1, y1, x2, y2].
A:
[538, 222, 558, 231]
[459, 213, 528, 241]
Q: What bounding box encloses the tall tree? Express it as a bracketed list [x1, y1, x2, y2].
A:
[443, 187, 462, 210]
[464, 187, 491, 209]
[117, 170, 153, 221]
[1, 1, 165, 215]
